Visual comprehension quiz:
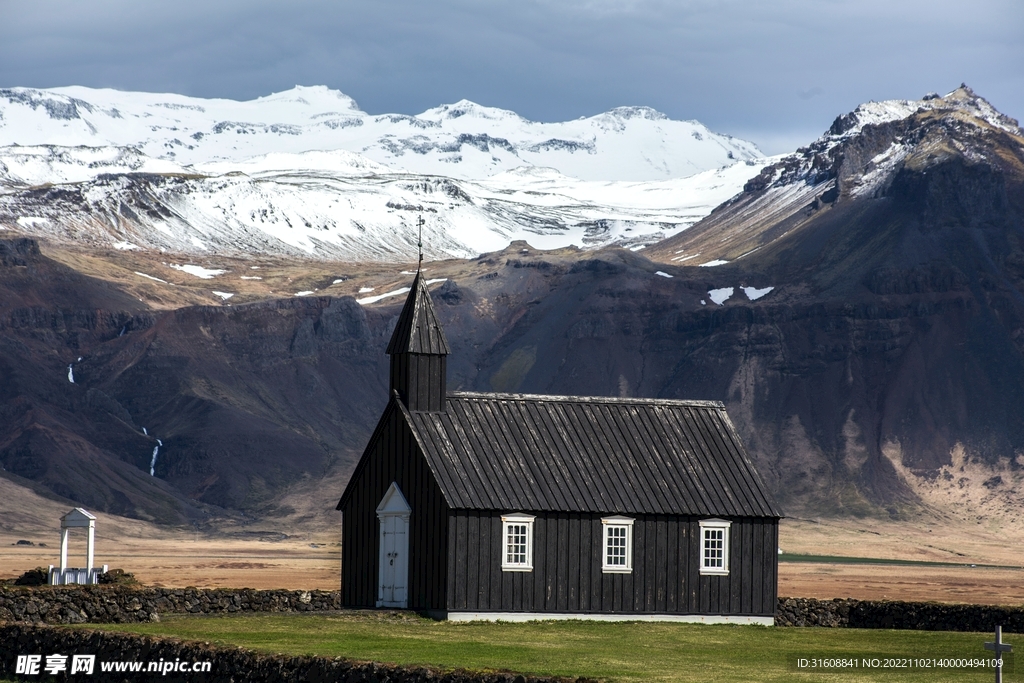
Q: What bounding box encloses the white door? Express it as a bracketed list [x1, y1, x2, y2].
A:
[376, 482, 411, 608]
[379, 514, 409, 607]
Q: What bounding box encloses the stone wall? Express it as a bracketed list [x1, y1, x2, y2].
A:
[3, 586, 1024, 631]
[776, 597, 1024, 631]
[0, 586, 340, 625]
[0, 623, 591, 683]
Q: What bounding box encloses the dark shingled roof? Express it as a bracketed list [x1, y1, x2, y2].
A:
[399, 392, 781, 518]
[386, 271, 450, 356]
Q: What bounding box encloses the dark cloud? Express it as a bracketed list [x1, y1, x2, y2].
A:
[2, 0, 1021, 153]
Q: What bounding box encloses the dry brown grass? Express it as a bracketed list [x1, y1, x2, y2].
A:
[0, 536, 342, 589]
[779, 515, 1024, 605]
[779, 515, 1024, 566]
[5, 466, 1023, 600]
[0, 475, 340, 589]
[779, 563, 1024, 605]
[0, 538, 340, 590]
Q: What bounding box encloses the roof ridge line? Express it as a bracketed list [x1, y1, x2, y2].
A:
[444, 391, 725, 408]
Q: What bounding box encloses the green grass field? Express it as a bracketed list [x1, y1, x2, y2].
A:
[77, 612, 1020, 682]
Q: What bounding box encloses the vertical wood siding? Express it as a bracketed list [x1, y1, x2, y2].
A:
[341, 405, 449, 609]
[448, 512, 777, 616]
[390, 354, 447, 411]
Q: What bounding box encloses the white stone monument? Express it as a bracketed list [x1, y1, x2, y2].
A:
[48, 508, 107, 585]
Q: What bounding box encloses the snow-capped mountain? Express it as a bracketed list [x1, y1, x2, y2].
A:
[0, 85, 770, 260]
[0, 85, 760, 182]
[0, 153, 767, 260]
[648, 85, 1024, 270]
[738, 84, 1022, 201]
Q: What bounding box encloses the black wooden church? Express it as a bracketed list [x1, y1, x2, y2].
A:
[337, 272, 782, 622]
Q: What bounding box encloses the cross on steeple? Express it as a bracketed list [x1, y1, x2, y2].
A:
[417, 214, 424, 270]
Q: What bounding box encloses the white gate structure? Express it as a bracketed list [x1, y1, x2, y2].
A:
[376, 482, 411, 608]
[48, 508, 108, 585]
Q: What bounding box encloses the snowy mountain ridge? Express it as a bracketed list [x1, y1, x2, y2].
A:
[648, 84, 1024, 269]
[0, 85, 761, 182]
[0, 155, 770, 261]
[748, 85, 1023, 195]
[827, 85, 1021, 139]
[0, 84, 773, 261]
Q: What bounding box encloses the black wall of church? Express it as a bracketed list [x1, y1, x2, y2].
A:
[340, 401, 449, 610]
[446, 511, 777, 616]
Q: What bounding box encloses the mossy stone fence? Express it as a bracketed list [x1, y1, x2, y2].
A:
[776, 597, 1024, 631]
[0, 586, 339, 624]
[2, 586, 1024, 631]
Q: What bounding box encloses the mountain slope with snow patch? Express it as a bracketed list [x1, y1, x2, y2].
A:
[0, 158, 769, 261]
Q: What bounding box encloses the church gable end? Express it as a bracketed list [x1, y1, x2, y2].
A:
[338, 399, 450, 610]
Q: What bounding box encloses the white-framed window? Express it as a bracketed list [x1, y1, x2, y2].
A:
[601, 515, 634, 573]
[699, 518, 731, 575]
[501, 513, 535, 571]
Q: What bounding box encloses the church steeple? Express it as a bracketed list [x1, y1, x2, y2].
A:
[386, 271, 450, 411]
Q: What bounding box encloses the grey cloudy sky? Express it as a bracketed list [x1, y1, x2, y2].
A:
[2, 0, 1021, 153]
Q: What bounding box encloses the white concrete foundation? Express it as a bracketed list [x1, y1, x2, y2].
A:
[48, 565, 108, 585]
[446, 611, 774, 625]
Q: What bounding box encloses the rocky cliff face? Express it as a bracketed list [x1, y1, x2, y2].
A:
[0, 242, 394, 523]
[4, 229, 1024, 525]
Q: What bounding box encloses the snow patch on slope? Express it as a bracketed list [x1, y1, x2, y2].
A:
[357, 278, 447, 305]
[742, 286, 773, 300]
[705, 285, 774, 305]
[708, 287, 734, 305]
[169, 264, 226, 279]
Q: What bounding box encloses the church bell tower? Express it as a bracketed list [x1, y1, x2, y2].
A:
[386, 271, 450, 411]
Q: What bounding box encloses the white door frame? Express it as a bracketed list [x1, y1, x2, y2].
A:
[376, 481, 411, 608]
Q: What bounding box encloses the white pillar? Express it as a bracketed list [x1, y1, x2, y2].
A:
[86, 523, 95, 573]
[59, 528, 69, 571]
